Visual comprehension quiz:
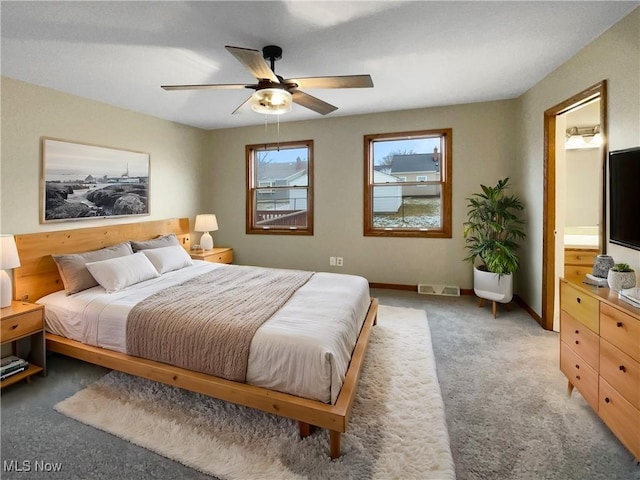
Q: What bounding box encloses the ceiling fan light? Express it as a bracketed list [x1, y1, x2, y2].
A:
[251, 88, 292, 115]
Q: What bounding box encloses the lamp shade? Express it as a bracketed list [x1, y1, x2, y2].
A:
[0, 234, 21, 270]
[194, 214, 219, 233]
[251, 88, 292, 115]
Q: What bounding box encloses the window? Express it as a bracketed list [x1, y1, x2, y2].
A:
[246, 140, 313, 235]
[364, 129, 452, 238]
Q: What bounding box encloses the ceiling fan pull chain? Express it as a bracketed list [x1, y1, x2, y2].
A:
[277, 115, 281, 152]
[264, 115, 268, 150]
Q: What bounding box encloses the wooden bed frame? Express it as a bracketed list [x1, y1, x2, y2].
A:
[13, 218, 378, 459]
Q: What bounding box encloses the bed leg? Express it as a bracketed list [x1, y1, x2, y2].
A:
[329, 430, 341, 459]
[298, 421, 316, 438]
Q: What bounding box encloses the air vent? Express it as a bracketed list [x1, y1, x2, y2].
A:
[417, 284, 460, 296]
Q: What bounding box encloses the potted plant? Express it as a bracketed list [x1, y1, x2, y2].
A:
[463, 178, 526, 313]
[607, 263, 636, 291]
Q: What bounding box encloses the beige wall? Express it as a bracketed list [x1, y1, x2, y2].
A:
[515, 7, 640, 315]
[0, 77, 208, 235]
[207, 100, 517, 287]
[1, 7, 638, 311]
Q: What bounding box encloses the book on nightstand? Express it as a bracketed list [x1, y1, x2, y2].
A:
[0, 355, 29, 380]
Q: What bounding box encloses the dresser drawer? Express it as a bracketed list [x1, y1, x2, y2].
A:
[600, 338, 640, 409]
[560, 281, 599, 333]
[599, 377, 640, 460]
[560, 310, 599, 369]
[1, 310, 43, 342]
[600, 303, 640, 363]
[561, 341, 599, 411]
[563, 266, 594, 284]
[564, 249, 598, 266]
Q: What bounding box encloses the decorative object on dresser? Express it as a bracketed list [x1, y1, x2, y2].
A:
[607, 263, 636, 292]
[189, 247, 233, 264]
[0, 302, 45, 388]
[194, 214, 218, 250]
[463, 178, 526, 318]
[559, 279, 640, 461]
[592, 254, 615, 278]
[0, 234, 21, 308]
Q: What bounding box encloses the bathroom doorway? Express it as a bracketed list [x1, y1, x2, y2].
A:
[541, 81, 607, 331]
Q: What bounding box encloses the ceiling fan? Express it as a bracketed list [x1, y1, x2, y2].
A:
[161, 45, 374, 115]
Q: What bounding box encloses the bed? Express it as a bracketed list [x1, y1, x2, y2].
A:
[13, 218, 378, 459]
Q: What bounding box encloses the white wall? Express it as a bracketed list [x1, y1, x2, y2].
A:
[515, 7, 640, 315]
[207, 100, 517, 288]
[0, 77, 208, 235]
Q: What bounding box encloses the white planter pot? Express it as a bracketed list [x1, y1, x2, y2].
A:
[473, 266, 513, 303]
[607, 270, 637, 292]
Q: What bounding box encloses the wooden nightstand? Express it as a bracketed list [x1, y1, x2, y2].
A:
[189, 247, 233, 264]
[1, 301, 46, 388]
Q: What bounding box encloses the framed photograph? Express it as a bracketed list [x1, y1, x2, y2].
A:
[42, 138, 150, 223]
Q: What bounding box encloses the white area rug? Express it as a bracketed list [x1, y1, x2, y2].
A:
[54, 305, 455, 479]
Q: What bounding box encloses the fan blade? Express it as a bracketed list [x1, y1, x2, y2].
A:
[232, 96, 253, 115]
[225, 46, 279, 83]
[161, 84, 254, 91]
[287, 74, 373, 90]
[291, 90, 338, 115]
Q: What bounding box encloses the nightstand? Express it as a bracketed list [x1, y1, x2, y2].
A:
[189, 247, 233, 264]
[1, 301, 46, 388]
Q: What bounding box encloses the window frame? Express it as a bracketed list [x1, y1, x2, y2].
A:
[246, 139, 314, 235]
[363, 128, 452, 238]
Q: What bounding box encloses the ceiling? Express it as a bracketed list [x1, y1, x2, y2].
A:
[2, 1, 638, 131]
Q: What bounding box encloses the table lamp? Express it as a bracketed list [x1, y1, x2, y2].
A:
[1, 234, 21, 308]
[194, 214, 218, 250]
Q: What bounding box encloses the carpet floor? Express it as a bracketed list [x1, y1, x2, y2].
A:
[52, 305, 454, 480]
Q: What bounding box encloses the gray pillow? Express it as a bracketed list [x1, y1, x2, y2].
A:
[129, 233, 179, 252]
[53, 242, 134, 295]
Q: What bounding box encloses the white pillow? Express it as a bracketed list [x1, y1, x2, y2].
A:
[142, 244, 193, 274]
[85, 252, 160, 293]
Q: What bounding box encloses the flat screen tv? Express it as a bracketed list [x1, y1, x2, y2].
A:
[609, 146, 640, 251]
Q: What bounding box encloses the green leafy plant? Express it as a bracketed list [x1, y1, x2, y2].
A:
[463, 177, 526, 275]
[611, 263, 634, 272]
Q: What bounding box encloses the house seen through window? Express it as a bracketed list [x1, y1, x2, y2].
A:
[364, 129, 452, 238]
[246, 140, 313, 235]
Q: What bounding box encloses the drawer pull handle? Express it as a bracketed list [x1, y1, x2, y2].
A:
[616, 322, 623, 328]
[10, 324, 18, 330]
[576, 298, 581, 304]
[577, 255, 583, 260]
[575, 340, 579, 345]
[575, 364, 580, 369]
[619, 365, 626, 373]
[575, 330, 579, 334]
[576, 375, 581, 380]
[604, 397, 610, 404]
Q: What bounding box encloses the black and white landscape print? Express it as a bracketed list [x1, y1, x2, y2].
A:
[42, 139, 149, 222]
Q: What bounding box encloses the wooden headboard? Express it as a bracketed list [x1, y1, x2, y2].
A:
[13, 218, 191, 302]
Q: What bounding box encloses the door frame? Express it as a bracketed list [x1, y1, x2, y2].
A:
[541, 80, 607, 330]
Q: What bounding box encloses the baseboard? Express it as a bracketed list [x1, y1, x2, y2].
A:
[369, 284, 541, 325]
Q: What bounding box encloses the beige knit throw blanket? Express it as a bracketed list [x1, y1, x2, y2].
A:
[126, 265, 313, 382]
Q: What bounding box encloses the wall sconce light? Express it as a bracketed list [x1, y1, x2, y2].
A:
[0, 234, 21, 308]
[251, 88, 293, 115]
[194, 214, 219, 250]
[566, 125, 602, 150]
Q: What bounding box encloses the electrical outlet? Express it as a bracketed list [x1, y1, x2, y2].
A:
[329, 256, 336, 266]
[336, 257, 344, 267]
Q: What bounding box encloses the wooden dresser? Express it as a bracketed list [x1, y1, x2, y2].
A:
[560, 279, 640, 460]
[563, 247, 598, 284]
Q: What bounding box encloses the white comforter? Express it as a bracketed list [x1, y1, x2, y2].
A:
[37, 261, 371, 404]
